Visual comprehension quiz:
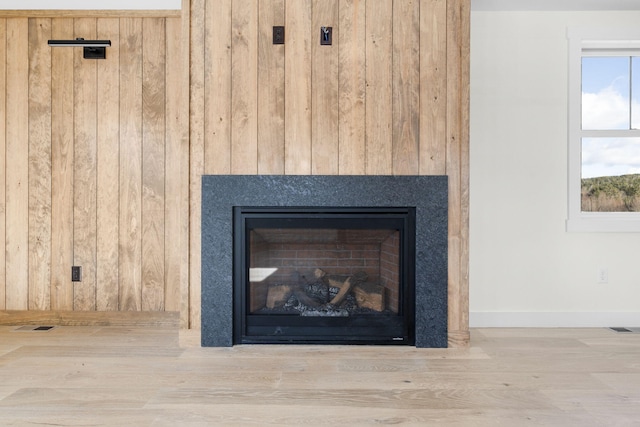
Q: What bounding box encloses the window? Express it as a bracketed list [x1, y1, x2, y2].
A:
[567, 28, 640, 232]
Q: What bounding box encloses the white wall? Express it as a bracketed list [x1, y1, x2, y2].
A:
[0, 0, 180, 9]
[470, 10, 640, 327]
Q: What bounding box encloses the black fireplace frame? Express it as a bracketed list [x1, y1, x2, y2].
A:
[233, 206, 416, 345]
[201, 175, 448, 348]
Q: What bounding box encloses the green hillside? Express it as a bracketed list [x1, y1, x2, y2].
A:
[581, 174, 640, 212]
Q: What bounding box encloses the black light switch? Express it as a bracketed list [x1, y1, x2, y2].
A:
[321, 27, 332, 45]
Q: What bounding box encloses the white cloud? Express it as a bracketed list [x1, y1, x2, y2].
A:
[582, 86, 629, 130]
[581, 81, 640, 178]
[582, 137, 640, 178]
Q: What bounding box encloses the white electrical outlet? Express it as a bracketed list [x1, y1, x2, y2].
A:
[597, 267, 608, 284]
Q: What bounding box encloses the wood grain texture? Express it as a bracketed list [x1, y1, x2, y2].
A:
[338, 0, 366, 175]
[0, 327, 638, 425]
[5, 18, 29, 310]
[0, 10, 181, 18]
[284, 0, 312, 174]
[180, 3, 192, 328]
[203, 0, 231, 174]
[231, 1, 258, 174]
[459, 0, 471, 342]
[96, 18, 120, 312]
[189, 0, 206, 329]
[186, 0, 470, 340]
[392, 0, 420, 175]
[257, 0, 285, 175]
[420, 0, 448, 175]
[0, 19, 5, 310]
[365, 0, 393, 176]
[164, 14, 189, 326]
[446, 0, 468, 341]
[311, 0, 339, 175]
[141, 18, 166, 312]
[28, 18, 52, 311]
[73, 18, 98, 311]
[0, 310, 178, 327]
[119, 18, 143, 311]
[50, 18, 74, 311]
[0, 1, 469, 341]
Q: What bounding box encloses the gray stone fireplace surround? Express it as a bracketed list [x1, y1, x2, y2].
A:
[201, 175, 448, 348]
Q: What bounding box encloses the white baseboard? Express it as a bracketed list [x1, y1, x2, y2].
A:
[470, 312, 640, 328]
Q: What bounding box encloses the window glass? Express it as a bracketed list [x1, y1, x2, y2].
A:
[567, 29, 640, 231]
[582, 137, 640, 179]
[632, 57, 640, 129]
[582, 56, 630, 130]
[581, 137, 640, 212]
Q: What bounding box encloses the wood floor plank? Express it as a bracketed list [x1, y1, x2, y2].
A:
[0, 327, 639, 425]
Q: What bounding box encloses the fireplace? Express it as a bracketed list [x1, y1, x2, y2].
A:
[234, 207, 416, 344]
[201, 175, 448, 348]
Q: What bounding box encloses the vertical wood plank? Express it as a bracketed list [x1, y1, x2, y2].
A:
[96, 18, 120, 311]
[420, 0, 447, 175]
[231, 1, 258, 174]
[284, 0, 312, 174]
[0, 19, 6, 310]
[392, 0, 420, 175]
[142, 18, 166, 311]
[460, 0, 471, 345]
[73, 18, 98, 311]
[50, 18, 74, 311]
[257, 0, 285, 174]
[28, 18, 52, 310]
[5, 18, 29, 310]
[446, 0, 461, 337]
[311, 0, 339, 175]
[165, 13, 190, 326]
[204, 0, 231, 174]
[338, 0, 366, 175]
[446, 0, 461, 338]
[119, 17, 143, 311]
[458, 0, 471, 345]
[190, 0, 206, 328]
[446, 0, 470, 346]
[365, 0, 393, 175]
[180, 3, 192, 327]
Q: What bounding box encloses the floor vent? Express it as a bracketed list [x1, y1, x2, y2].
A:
[13, 326, 55, 332]
[610, 327, 637, 333]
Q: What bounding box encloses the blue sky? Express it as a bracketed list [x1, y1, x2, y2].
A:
[582, 56, 640, 178]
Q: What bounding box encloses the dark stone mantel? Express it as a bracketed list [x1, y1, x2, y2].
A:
[201, 175, 448, 348]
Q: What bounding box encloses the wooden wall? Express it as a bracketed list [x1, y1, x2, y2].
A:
[189, 0, 469, 345]
[0, 10, 190, 325]
[0, 0, 469, 346]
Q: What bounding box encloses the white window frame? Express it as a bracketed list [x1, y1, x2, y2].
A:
[567, 27, 640, 232]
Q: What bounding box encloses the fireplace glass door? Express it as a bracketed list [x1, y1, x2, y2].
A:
[233, 207, 415, 344]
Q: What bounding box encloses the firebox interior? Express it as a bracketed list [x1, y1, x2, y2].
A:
[233, 207, 415, 345]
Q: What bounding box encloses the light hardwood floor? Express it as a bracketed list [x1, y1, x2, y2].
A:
[0, 326, 638, 426]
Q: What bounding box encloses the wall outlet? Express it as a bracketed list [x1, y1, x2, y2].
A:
[273, 26, 285, 45]
[71, 266, 82, 282]
[597, 267, 608, 284]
